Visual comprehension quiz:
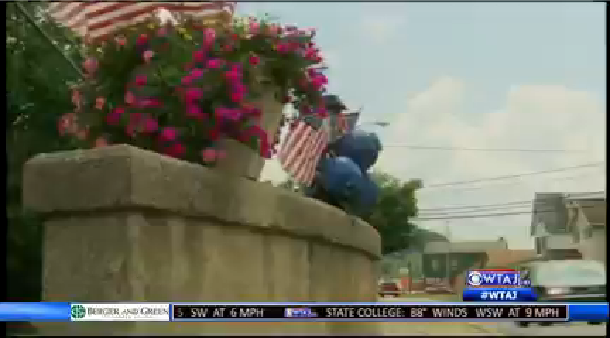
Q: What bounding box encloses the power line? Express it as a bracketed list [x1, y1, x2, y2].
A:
[418, 191, 605, 213]
[420, 162, 604, 190]
[383, 145, 589, 153]
[416, 169, 606, 194]
[414, 202, 604, 221]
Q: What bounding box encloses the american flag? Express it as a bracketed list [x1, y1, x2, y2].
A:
[279, 117, 330, 186]
[46, 2, 235, 42]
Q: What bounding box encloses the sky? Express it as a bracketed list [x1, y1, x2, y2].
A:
[236, 2, 606, 249]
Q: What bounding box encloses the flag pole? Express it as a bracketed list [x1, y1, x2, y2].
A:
[13, 2, 84, 78]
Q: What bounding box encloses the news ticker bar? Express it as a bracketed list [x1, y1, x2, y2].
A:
[0, 302, 607, 322]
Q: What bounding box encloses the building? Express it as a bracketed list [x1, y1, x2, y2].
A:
[422, 237, 508, 286]
[530, 192, 581, 260]
[565, 193, 606, 265]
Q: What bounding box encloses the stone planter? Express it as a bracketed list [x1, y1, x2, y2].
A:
[214, 83, 285, 180]
[23, 145, 381, 335]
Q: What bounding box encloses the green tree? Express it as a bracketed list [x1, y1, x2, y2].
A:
[7, 2, 83, 302]
[364, 172, 422, 255]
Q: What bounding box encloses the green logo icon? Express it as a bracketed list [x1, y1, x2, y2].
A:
[71, 305, 86, 319]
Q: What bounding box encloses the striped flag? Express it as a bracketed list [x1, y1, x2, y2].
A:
[46, 2, 235, 42]
[279, 118, 330, 186]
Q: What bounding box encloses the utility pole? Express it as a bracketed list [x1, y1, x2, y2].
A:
[445, 221, 452, 287]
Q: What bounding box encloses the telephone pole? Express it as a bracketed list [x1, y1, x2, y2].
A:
[445, 221, 452, 287]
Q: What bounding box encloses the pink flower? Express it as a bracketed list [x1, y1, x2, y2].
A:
[224, 70, 242, 83]
[143, 50, 155, 63]
[157, 27, 168, 37]
[230, 92, 244, 103]
[275, 43, 289, 53]
[82, 57, 98, 74]
[71, 89, 82, 108]
[137, 34, 148, 45]
[76, 128, 89, 141]
[216, 150, 227, 160]
[160, 126, 177, 141]
[206, 58, 223, 69]
[232, 83, 247, 94]
[215, 107, 242, 121]
[203, 28, 216, 46]
[58, 113, 78, 135]
[130, 112, 143, 124]
[201, 148, 217, 162]
[105, 112, 121, 126]
[248, 20, 260, 35]
[95, 97, 105, 110]
[166, 143, 186, 158]
[185, 88, 203, 103]
[135, 75, 147, 86]
[181, 76, 193, 85]
[95, 136, 109, 148]
[115, 35, 127, 46]
[138, 98, 162, 108]
[248, 55, 260, 66]
[125, 91, 136, 105]
[190, 68, 205, 79]
[186, 105, 204, 119]
[142, 117, 158, 133]
[193, 50, 206, 62]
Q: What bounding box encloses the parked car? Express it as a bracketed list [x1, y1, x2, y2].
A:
[516, 259, 606, 327]
[378, 282, 402, 297]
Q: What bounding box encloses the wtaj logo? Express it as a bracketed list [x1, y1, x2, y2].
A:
[285, 307, 317, 318]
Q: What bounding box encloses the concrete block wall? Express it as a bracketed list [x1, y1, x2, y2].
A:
[23, 145, 381, 335]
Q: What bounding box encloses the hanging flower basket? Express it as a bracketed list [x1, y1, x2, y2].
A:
[60, 14, 329, 179]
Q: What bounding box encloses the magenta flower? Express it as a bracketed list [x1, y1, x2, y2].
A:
[203, 28, 216, 46]
[137, 34, 148, 45]
[193, 50, 206, 62]
[224, 70, 242, 83]
[160, 126, 178, 141]
[181, 75, 193, 85]
[186, 105, 204, 119]
[185, 88, 203, 103]
[166, 143, 186, 158]
[230, 92, 244, 103]
[206, 58, 223, 69]
[142, 117, 158, 133]
[249, 55, 260, 66]
[105, 112, 121, 126]
[215, 107, 242, 121]
[190, 68, 205, 79]
[135, 75, 147, 86]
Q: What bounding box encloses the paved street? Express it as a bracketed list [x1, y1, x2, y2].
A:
[495, 321, 607, 336]
[378, 296, 607, 336]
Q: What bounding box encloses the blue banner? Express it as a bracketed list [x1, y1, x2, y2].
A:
[462, 288, 538, 302]
[0, 302, 72, 321]
[568, 303, 609, 322]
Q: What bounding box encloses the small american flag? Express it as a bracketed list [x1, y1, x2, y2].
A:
[279, 117, 330, 186]
[46, 2, 235, 42]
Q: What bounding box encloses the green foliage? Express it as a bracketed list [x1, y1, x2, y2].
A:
[364, 172, 422, 255]
[6, 2, 82, 302]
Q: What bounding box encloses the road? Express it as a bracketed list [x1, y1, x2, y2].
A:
[379, 296, 607, 336]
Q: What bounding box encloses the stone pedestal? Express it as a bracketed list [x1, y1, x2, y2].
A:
[23, 145, 381, 335]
